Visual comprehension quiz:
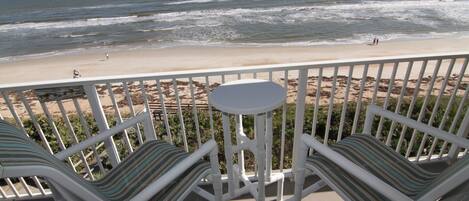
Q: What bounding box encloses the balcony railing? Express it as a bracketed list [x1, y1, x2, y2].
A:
[0, 52, 468, 200]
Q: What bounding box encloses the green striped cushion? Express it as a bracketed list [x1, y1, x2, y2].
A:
[306, 135, 439, 201]
[0, 120, 211, 201]
[92, 140, 211, 201]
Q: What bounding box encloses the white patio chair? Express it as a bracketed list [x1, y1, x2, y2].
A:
[293, 105, 469, 201]
[0, 111, 222, 201]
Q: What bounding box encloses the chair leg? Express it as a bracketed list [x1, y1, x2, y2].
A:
[210, 146, 223, 201]
[293, 141, 308, 201]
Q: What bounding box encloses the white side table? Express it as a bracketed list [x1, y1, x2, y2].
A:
[209, 79, 286, 201]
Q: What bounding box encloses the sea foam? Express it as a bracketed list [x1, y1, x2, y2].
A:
[1, 0, 468, 32]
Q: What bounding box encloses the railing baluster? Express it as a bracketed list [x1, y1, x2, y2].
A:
[72, 98, 106, 174]
[396, 60, 428, 152]
[338, 65, 354, 141]
[31, 178, 47, 196]
[205, 76, 215, 140]
[351, 64, 369, 134]
[0, 183, 7, 198]
[386, 61, 413, 146]
[427, 58, 468, 159]
[106, 83, 134, 153]
[269, 71, 273, 81]
[405, 59, 442, 158]
[139, 81, 156, 141]
[122, 82, 144, 144]
[371, 63, 384, 104]
[172, 78, 189, 152]
[375, 62, 398, 140]
[189, 77, 202, 147]
[5, 178, 20, 197]
[1, 91, 27, 134]
[155, 80, 173, 143]
[57, 100, 95, 178]
[280, 70, 288, 171]
[438, 83, 469, 158]
[415, 59, 455, 161]
[324, 66, 338, 144]
[221, 74, 225, 84]
[19, 178, 33, 197]
[311, 68, 323, 137]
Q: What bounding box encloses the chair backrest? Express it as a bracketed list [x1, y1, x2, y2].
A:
[417, 155, 469, 200]
[0, 120, 103, 199]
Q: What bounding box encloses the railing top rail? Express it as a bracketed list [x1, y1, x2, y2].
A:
[1, 51, 468, 91]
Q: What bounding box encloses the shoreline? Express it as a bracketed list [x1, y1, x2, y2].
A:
[0, 37, 468, 84]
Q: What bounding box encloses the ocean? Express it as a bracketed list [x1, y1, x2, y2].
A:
[1, 0, 469, 61]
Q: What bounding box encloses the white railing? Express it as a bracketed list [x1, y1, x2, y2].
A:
[0, 52, 468, 200]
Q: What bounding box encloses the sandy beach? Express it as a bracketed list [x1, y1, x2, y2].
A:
[1, 37, 468, 85]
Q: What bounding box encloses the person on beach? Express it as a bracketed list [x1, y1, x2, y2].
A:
[372, 38, 376, 45]
[105, 52, 109, 60]
[376, 38, 379, 45]
[73, 69, 81, 78]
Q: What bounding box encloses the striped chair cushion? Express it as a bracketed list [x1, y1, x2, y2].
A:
[92, 140, 211, 201]
[0, 120, 211, 201]
[306, 134, 439, 201]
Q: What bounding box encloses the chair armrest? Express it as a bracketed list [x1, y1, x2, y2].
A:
[54, 111, 152, 160]
[364, 105, 469, 149]
[129, 140, 218, 201]
[301, 134, 413, 201]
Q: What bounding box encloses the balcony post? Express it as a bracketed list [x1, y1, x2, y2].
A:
[83, 84, 121, 167]
[292, 68, 308, 169]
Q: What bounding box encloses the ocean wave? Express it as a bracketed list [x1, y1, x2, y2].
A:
[69, 3, 139, 10]
[1, 0, 468, 32]
[68, 2, 160, 10]
[59, 32, 100, 38]
[0, 16, 148, 31]
[165, 0, 230, 5]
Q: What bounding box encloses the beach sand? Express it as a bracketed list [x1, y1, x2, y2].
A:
[0, 37, 468, 84]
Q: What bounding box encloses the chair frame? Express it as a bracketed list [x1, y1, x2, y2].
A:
[293, 105, 469, 201]
[0, 111, 223, 201]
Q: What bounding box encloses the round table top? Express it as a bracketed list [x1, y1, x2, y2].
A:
[209, 79, 286, 115]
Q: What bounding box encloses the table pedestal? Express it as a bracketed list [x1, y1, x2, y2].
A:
[222, 112, 284, 201]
